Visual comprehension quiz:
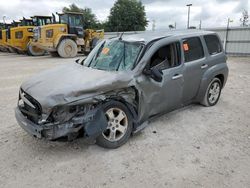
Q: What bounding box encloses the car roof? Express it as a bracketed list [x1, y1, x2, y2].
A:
[121, 29, 215, 44]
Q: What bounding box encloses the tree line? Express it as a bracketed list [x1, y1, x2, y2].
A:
[62, 0, 148, 32]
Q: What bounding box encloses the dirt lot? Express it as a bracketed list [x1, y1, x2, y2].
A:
[0, 52, 249, 188]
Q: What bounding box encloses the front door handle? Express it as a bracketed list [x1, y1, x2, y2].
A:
[172, 74, 183, 80]
[201, 64, 208, 69]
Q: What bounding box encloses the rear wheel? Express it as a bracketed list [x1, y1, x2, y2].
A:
[96, 101, 133, 149]
[8, 47, 17, 53]
[57, 39, 78, 58]
[201, 78, 222, 107]
[27, 44, 46, 56]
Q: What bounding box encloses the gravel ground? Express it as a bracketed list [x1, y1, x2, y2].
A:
[0, 52, 249, 188]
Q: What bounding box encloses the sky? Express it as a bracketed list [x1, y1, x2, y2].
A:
[0, 0, 249, 30]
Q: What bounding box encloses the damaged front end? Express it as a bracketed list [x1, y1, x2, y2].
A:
[15, 89, 108, 141]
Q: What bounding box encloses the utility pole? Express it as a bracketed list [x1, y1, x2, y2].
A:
[199, 20, 202, 29]
[225, 18, 233, 54]
[174, 22, 177, 29]
[186, 4, 192, 29]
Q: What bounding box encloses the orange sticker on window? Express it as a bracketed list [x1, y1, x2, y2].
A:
[102, 47, 110, 55]
[183, 43, 189, 51]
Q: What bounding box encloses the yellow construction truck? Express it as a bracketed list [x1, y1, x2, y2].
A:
[0, 23, 7, 51]
[0, 23, 14, 52]
[30, 12, 104, 58]
[5, 16, 53, 55]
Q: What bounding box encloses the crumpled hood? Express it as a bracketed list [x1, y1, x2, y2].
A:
[21, 63, 133, 113]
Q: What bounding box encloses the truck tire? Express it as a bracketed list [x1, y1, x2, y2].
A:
[96, 101, 133, 149]
[201, 78, 222, 107]
[8, 47, 17, 53]
[57, 39, 77, 58]
[27, 44, 46, 56]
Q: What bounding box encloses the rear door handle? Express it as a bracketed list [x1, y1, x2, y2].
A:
[172, 74, 183, 80]
[201, 64, 208, 69]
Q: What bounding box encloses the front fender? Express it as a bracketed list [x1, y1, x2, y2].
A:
[54, 34, 77, 48]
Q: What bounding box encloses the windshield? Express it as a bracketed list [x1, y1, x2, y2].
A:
[33, 17, 52, 26]
[84, 39, 143, 71]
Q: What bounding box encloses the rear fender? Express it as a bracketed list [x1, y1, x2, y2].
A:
[196, 63, 229, 102]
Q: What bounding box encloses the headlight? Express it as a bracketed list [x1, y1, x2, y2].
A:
[60, 27, 66, 32]
[27, 28, 33, 32]
[49, 105, 90, 123]
[46, 29, 53, 38]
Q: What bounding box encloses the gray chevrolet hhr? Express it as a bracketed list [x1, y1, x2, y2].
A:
[15, 30, 228, 148]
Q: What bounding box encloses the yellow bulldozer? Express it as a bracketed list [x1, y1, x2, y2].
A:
[3, 16, 54, 55]
[30, 12, 104, 58]
[0, 22, 18, 52]
[0, 23, 9, 52]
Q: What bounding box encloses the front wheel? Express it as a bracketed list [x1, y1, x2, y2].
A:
[27, 44, 46, 56]
[57, 39, 78, 58]
[201, 78, 222, 107]
[96, 101, 133, 149]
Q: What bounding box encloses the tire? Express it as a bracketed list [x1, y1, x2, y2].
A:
[27, 44, 46, 56]
[201, 78, 222, 107]
[8, 47, 17, 53]
[96, 101, 133, 149]
[49, 51, 59, 57]
[57, 39, 77, 58]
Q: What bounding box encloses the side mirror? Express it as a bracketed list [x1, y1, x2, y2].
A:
[143, 67, 163, 82]
[75, 57, 86, 65]
[75, 59, 80, 64]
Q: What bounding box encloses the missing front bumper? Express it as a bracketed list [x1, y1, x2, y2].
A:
[15, 107, 108, 141]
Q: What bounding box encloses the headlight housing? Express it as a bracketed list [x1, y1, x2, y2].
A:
[49, 105, 90, 123]
[27, 28, 33, 32]
[60, 27, 66, 32]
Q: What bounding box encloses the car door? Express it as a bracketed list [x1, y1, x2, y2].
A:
[181, 36, 207, 104]
[136, 40, 184, 121]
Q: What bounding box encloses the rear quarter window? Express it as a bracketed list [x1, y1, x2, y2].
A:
[204, 35, 222, 55]
[183, 37, 204, 62]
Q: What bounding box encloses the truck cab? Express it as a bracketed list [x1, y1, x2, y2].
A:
[30, 12, 104, 58]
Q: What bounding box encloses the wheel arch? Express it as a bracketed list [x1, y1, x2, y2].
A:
[98, 87, 140, 131]
[196, 64, 228, 102]
[55, 34, 77, 48]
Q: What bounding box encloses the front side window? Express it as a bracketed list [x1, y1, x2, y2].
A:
[0, 30, 2, 39]
[84, 39, 143, 71]
[183, 37, 204, 62]
[149, 42, 181, 70]
[204, 35, 222, 55]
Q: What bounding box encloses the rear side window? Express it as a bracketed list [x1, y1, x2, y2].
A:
[204, 35, 222, 55]
[0, 30, 2, 39]
[183, 37, 204, 62]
